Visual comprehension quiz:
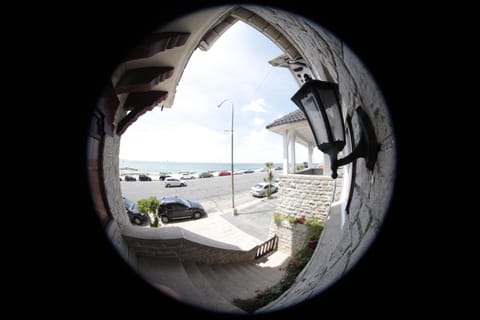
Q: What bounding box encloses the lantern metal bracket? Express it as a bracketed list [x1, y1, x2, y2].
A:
[331, 106, 379, 178]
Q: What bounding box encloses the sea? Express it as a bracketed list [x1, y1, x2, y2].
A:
[119, 160, 288, 174]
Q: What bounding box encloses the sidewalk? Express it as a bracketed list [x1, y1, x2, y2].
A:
[160, 196, 278, 249]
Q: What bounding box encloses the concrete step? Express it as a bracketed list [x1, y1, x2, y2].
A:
[135, 253, 289, 312]
[182, 262, 244, 314]
[208, 263, 267, 300]
[194, 254, 289, 302]
[135, 256, 217, 311]
[252, 251, 291, 284]
[196, 263, 240, 302]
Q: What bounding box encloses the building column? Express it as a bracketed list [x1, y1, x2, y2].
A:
[308, 143, 314, 169]
[283, 131, 289, 175]
[289, 131, 296, 173]
[323, 152, 331, 177]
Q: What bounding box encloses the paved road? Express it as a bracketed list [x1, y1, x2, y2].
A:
[120, 171, 278, 210]
[121, 171, 280, 242]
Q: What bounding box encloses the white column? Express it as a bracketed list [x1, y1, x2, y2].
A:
[323, 153, 331, 177]
[290, 131, 296, 173]
[308, 143, 313, 169]
[283, 131, 289, 175]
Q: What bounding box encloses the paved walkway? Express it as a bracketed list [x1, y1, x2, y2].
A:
[161, 196, 278, 250]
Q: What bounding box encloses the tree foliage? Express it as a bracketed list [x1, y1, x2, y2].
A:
[137, 197, 160, 227]
[263, 162, 274, 198]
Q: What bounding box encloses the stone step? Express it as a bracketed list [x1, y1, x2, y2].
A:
[208, 263, 267, 300]
[196, 263, 240, 302]
[135, 256, 211, 309]
[252, 251, 291, 284]
[182, 262, 244, 314]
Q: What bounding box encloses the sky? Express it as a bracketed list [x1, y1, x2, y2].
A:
[119, 21, 324, 164]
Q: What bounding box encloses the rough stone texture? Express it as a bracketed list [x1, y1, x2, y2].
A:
[276, 174, 337, 222]
[106, 221, 130, 262]
[102, 135, 131, 260]
[248, 7, 396, 313]
[269, 220, 309, 255]
[123, 235, 258, 265]
[102, 135, 127, 224]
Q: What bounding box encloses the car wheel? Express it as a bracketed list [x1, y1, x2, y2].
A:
[166, 184, 170, 187]
[193, 212, 201, 219]
[133, 216, 143, 225]
[181, 183, 185, 187]
[161, 216, 169, 223]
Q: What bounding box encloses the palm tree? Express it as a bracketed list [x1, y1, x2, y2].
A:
[264, 162, 274, 199]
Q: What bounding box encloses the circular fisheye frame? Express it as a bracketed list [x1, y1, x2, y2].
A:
[88, 4, 396, 315]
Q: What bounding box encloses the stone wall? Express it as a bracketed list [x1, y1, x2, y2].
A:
[122, 226, 258, 264]
[102, 135, 131, 260]
[269, 220, 309, 256]
[276, 174, 336, 223]
[249, 7, 396, 312]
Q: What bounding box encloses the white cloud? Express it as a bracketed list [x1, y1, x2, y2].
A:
[253, 117, 265, 126]
[118, 21, 304, 163]
[120, 122, 230, 162]
[242, 98, 267, 112]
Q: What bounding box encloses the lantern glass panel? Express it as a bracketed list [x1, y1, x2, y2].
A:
[302, 94, 329, 147]
[316, 87, 345, 144]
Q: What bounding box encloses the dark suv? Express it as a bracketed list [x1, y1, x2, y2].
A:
[123, 197, 150, 226]
[139, 174, 152, 181]
[158, 196, 206, 223]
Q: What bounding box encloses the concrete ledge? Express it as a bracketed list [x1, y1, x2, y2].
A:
[122, 224, 258, 264]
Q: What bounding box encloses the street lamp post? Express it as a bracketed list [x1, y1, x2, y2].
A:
[218, 99, 237, 215]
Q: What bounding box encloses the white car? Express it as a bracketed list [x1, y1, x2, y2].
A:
[179, 173, 195, 180]
[250, 182, 278, 197]
[164, 177, 187, 187]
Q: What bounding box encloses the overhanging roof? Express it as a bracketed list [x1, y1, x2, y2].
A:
[266, 109, 317, 148]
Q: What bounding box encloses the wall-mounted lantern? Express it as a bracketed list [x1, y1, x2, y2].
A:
[291, 78, 379, 179]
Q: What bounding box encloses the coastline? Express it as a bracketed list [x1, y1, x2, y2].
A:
[120, 167, 271, 179]
[119, 160, 318, 177]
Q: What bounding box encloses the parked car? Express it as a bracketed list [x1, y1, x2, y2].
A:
[273, 178, 280, 188]
[124, 175, 136, 181]
[158, 196, 206, 223]
[250, 182, 278, 197]
[164, 177, 187, 187]
[123, 197, 150, 226]
[179, 173, 195, 180]
[139, 174, 152, 181]
[218, 170, 231, 176]
[199, 172, 213, 178]
[159, 173, 172, 181]
[243, 169, 255, 174]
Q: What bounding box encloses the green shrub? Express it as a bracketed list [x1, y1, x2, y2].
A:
[136, 199, 150, 214]
[137, 197, 160, 227]
[273, 213, 283, 226]
[287, 215, 297, 224]
[263, 162, 274, 199]
[305, 221, 324, 241]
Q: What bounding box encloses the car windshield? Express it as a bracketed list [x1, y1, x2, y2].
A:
[254, 184, 265, 189]
[179, 198, 190, 207]
[123, 198, 136, 210]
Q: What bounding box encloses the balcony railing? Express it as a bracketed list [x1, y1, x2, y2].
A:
[255, 235, 278, 260]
